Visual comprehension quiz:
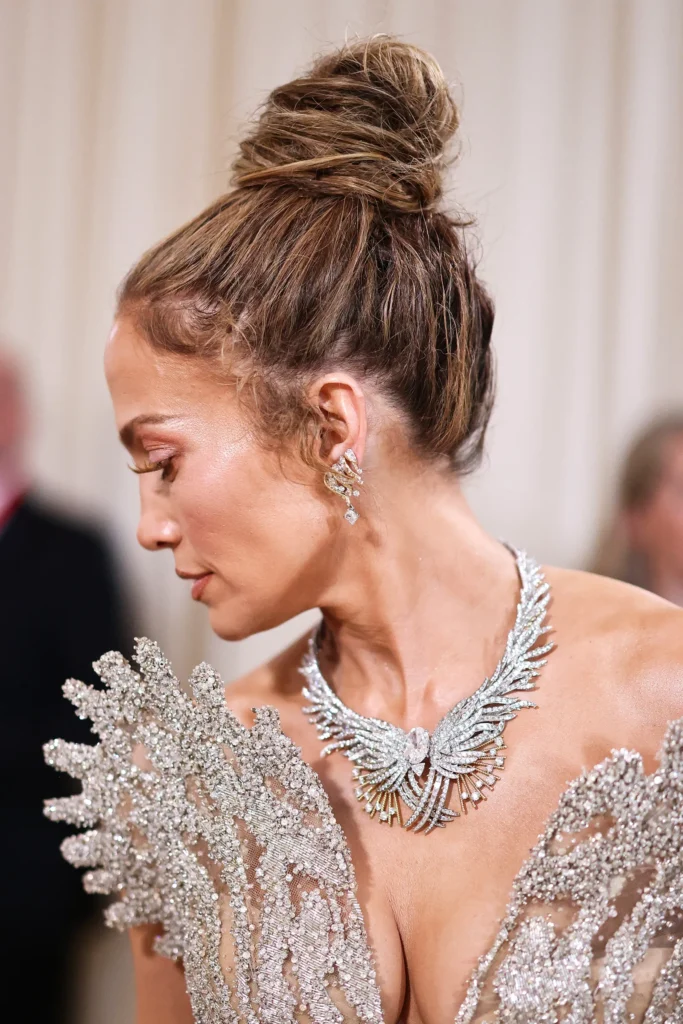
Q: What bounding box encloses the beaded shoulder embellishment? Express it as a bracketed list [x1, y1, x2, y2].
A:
[44, 638, 683, 1023]
[44, 638, 383, 1024]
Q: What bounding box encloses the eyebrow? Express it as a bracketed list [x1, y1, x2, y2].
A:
[118, 414, 176, 449]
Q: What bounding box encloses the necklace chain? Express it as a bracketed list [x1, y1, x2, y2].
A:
[298, 547, 554, 834]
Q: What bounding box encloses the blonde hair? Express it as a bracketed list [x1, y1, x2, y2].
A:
[590, 414, 683, 585]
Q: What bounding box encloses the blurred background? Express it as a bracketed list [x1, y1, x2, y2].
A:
[1, 0, 682, 1020]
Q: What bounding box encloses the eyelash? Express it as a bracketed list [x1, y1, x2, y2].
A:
[128, 457, 176, 482]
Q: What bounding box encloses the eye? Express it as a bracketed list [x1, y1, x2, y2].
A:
[157, 457, 176, 482]
[128, 456, 177, 482]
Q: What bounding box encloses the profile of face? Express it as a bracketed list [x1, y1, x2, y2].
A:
[626, 432, 683, 578]
[105, 317, 369, 641]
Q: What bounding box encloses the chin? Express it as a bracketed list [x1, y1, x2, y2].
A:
[206, 602, 267, 643]
[207, 611, 253, 643]
[206, 595, 295, 643]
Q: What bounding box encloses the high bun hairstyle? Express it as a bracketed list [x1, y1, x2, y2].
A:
[118, 35, 495, 474]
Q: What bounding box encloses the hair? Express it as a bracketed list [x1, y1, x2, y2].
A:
[117, 34, 495, 474]
[590, 413, 683, 586]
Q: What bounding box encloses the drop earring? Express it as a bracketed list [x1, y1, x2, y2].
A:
[323, 448, 363, 524]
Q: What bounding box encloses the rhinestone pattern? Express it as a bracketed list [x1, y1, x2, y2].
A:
[44, 639, 383, 1024]
[44, 639, 683, 1022]
[456, 716, 683, 1023]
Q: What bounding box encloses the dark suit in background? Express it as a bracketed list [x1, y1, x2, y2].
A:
[1, 494, 131, 1023]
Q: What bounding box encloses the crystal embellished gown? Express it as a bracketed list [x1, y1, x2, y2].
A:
[44, 638, 683, 1024]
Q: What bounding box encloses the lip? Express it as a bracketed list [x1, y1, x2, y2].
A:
[190, 573, 213, 601]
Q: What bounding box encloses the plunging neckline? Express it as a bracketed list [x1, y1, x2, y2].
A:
[255, 700, 683, 1023]
[45, 636, 683, 1024]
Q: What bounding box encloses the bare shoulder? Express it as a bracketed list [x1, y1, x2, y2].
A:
[544, 565, 683, 758]
[221, 629, 312, 729]
[545, 564, 683, 666]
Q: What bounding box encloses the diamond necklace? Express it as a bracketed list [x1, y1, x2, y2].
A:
[298, 547, 554, 835]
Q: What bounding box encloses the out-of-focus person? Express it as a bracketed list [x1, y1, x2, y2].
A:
[0, 350, 131, 1023]
[591, 414, 683, 603]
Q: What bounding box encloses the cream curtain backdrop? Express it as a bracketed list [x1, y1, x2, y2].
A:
[1, 0, 682, 687]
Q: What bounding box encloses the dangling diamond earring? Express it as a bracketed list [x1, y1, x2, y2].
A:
[323, 448, 363, 524]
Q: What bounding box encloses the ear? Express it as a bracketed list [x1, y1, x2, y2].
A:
[310, 373, 367, 466]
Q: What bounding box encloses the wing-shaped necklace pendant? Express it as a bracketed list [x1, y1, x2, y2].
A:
[299, 547, 554, 835]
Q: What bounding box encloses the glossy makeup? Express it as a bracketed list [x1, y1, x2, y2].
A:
[105, 317, 351, 640]
[190, 573, 213, 601]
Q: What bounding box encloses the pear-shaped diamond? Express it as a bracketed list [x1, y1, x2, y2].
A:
[404, 726, 430, 764]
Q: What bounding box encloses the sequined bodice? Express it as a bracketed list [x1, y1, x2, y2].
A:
[45, 639, 683, 1023]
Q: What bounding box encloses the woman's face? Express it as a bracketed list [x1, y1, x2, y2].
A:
[105, 317, 342, 640]
[629, 432, 683, 578]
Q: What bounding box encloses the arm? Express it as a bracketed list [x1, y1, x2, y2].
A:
[130, 927, 194, 1024]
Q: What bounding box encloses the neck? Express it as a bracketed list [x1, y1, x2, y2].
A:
[315, 474, 525, 730]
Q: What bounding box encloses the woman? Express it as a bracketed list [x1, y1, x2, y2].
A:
[592, 415, 683, 604]
[46, 36, 683, 1023]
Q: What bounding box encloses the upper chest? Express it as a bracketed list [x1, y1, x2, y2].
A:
[264, 658, 641, 1024]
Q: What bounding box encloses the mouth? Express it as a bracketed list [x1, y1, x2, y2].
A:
[176, 568, 214, 601]
[190, 573, 213, 601]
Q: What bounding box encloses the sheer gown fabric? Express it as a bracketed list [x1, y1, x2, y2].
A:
[44, 639, 683, 1023]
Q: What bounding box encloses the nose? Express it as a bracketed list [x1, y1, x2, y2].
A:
[136, 495, 181, 552]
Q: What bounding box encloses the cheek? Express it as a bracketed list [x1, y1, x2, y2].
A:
[176, 442, 318, 560]
[177, 448, 254, 549]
